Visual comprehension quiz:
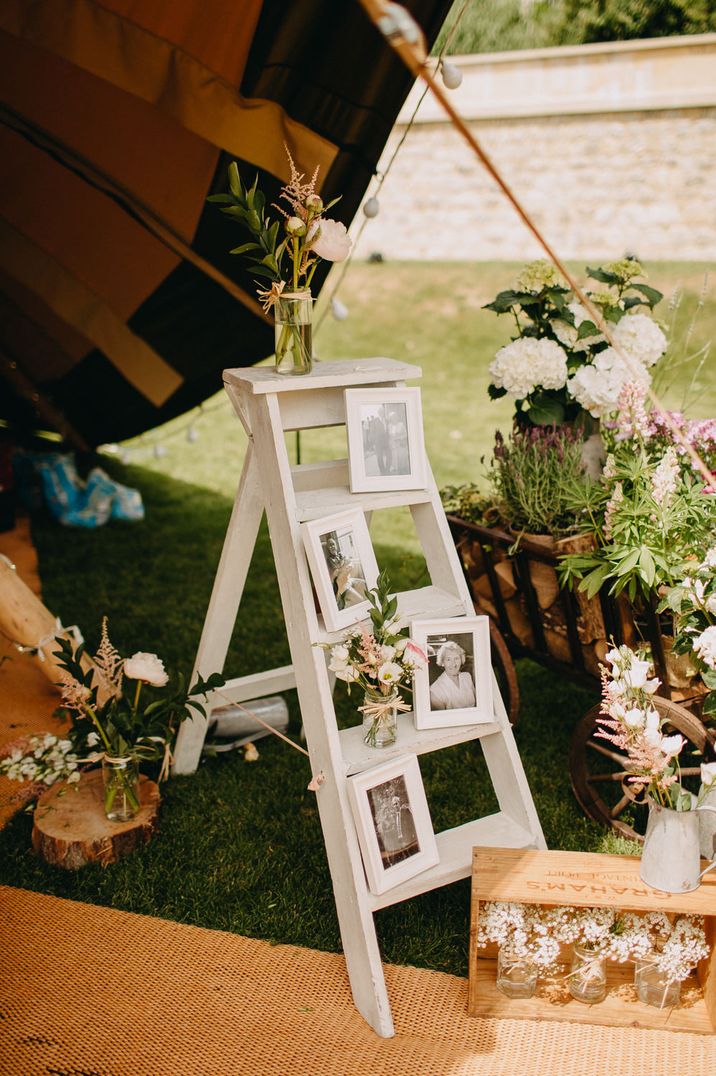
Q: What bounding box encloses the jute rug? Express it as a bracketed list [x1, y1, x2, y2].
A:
[1, 886, 714, 1076]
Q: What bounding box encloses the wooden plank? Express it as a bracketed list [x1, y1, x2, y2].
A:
[207, 666, 296, 705]
[471, 958, 713, 1035]
[339, 713, 501, 775]
[472, 847, 716, 914]
[295, 484, 431, 521]
[224, 358, 422, 394]
[370, 814, 538, 911]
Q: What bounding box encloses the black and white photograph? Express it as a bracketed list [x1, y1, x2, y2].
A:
[320, 525, 369, 611]
[426, 632, 476, 712]
[301, 508, 380, 633]
[411, 617, 493, 729]
[345, 387, 426, 493]
[347, 755, 439, 895]
[360, 402, 411, 478]
[367, 774, 420, 869]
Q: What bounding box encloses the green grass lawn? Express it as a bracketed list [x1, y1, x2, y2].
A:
[0, 260, 711, 977]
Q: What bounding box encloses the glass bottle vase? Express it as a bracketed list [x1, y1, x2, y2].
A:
[101, 755, 141, 822]
[634, 960, 681, 1009]
[274, 291, 313, 375]
[496, 947, 538, 999]
[568, 944, 607, 1004]
[361, 686, 399, 749]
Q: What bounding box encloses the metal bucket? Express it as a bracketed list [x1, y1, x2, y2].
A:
[640, 799, 716, 892]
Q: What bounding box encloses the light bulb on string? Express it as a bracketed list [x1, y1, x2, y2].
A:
[441, 61, 462, 89]
[330, 297, 349, 321]
[363, 196, 380, 218]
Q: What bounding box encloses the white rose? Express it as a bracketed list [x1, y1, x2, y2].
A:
[307, 218, 351, 262]
[660, 734, 685, 759]
[334, 666, 358, 683]
[621, 657, 652, 689]
[612, 313, 667, 368]
[123, 652, 169, 687]
[379, 644, 397, 662]
[623, 708, 646, 728]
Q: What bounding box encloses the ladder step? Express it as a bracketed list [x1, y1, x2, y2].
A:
[295, 485, 431, 522]
[340, 712, 501, 776]
[315, 585, 468, 644]
[368, 813, 539, 911]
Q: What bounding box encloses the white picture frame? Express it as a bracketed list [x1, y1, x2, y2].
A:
[301, 508, 380, 633]
[410, 617, 493, 729]
[344, 387, 427, 493]
[347, 754, 439, 895]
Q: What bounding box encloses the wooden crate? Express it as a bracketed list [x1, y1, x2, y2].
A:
[468, 847, 716, 1034]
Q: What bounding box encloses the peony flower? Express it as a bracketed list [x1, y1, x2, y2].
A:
[123, 652, 169, 687]
[489, 337, 568, 399]
[612, 313, 667, 369]
[307, 218, 351, 262]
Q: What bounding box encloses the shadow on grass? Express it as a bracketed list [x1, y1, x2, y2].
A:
[0, 461, 604, 977]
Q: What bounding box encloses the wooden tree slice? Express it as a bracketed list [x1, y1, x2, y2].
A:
[32, 768, 160, 869]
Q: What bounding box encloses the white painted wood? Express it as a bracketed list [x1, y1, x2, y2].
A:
[224, 357, 421, 393]
[340, 713, 501, 776]
[368, 812, 538, 911]
[173, 443, 266, 775]
[178, 357, 544, 1037]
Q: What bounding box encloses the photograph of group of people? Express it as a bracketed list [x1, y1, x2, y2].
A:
[345, 387, 426, 493]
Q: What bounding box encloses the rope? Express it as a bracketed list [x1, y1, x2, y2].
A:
[357, 0, 714, 489]
[212, 688, 325, 791]
[314, 0, 472, 335]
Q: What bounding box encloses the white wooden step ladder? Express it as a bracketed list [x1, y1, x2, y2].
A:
[173, 357, 545, 1038]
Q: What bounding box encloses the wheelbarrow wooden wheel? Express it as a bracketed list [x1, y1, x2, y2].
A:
[488, 618, 520, 725]
[569, 695, 715, 843]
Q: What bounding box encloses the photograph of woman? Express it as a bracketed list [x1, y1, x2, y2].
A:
[367, 775, 420, 869]
[320, 527, 368, 610]
[428, 636, 476, 711]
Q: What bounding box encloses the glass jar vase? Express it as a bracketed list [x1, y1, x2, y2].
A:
[274, 290, 313, 375]
[102, 755, 140, 822]
[361, 686, 399, 749]
[568, 944, 607, 1004]
[496, 947, 538, 999]
[634, 960, 681, 1009]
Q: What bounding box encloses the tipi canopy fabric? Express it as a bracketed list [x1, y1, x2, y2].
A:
[0, 0, 450, 448]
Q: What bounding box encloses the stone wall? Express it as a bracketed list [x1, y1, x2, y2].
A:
[353, 36, 716, 262]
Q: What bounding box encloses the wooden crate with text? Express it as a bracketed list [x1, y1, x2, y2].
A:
[469, 846, 716, 1034]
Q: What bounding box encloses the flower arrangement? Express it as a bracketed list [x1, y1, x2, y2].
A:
[596, 644, 716, 811]
[209, 145, 351, 303]
[477, 900, 708, 983]
[323, 571, 426, 748]
[0, 733, 82, 788]
[659, 547, 716, 719]
[559, 416, 716, 601]
[485, 258, 666, 427]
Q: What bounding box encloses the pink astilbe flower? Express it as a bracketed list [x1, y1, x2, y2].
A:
[93, 616, 123, 698]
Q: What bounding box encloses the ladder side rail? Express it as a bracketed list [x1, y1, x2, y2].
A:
[173, 437, 265, 774]
[248, 390, 396, 1038]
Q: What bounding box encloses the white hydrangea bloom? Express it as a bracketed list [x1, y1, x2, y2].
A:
[568, 347, 650, 418]
[612, 313, 667, 369]
[489, 337, 568, 399]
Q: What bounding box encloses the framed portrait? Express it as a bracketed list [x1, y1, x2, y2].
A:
[344, 387, 427, 493]
[301, 508, 380, 633]
[347, 754, 439, 895]
[410, 617, 493, 729]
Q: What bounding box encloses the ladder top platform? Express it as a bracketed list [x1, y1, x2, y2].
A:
[223, 357, 422, 395]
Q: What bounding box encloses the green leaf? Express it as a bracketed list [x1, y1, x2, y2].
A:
[206, 193, 236, 204]
[578, 563, 610, 599]
[629, 283, 663, 308]
[702, 668, 716, 690]
[247, 210, 262, 233]
[229, 242, 261, 255]
[586, 266, 618, 284]
[487, 384, 507, 400]
[577, 320, 598, 339]
[638, 546, 656, 588]
[483, 290, 521, 313]
[526, 394, 565, 426]
[228, 162, 243, 198]
[701, 691, 716, 715]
